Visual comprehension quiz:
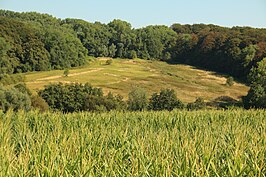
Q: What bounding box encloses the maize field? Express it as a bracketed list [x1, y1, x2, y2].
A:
[0, 110, 265, 176]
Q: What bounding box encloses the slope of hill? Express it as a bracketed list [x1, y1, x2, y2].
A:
[25, 58, 249, 103]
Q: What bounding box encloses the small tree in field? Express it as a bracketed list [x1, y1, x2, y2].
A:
[64, 68, 69, 77]
[149, 89, 184, 111]
[226, 76, 234, 86]
[106, 59, 113, 65]
[127, 87, 148, 111]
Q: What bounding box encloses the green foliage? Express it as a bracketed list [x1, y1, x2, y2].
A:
[128, 50, 137, 59]
[149, 89, 184, 111]
[226, 76, 234, 86]
[243, 84, 266, 109]
[248, 58, 266, 86]
[244, 58, 266, 108]
[14, 83, 32, 95]
[187, 97, 206, 110]
[39, 83, 101, 112]
[208, 96, 239, 109]
[135, 25, 177, 60]
[0, 14, 86, 74]
[127, 87, 148, 111]
[0, 74, 26, 85]
[1, 10, 266, 111]
[0, 37, 12, 74]
[84, 92, 126, 112]
[105, 59, 113, 65]
[0, 85, 31, 112]
[63, 68, 69, 77]
[241, 45, 257, 68]
[31, 95, 49, 112]
[39, 83, 125, 112]
[104, 92, 126, 111]
[108, 44, 117, 58]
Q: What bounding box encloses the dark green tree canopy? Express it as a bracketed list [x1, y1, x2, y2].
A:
[149, 89, 184, 111]
[1, 10, 266, 109]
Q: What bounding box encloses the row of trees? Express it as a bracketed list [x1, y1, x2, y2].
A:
[2, 10, 265, 80]
[1, 10, 265, 78]
[0, 10, 265, 108]
[0, 81, 261, 113]
[38, 83, 185, 113]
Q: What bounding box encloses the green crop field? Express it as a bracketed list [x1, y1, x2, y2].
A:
[25, 58, 249, 103]
[0, 110, 265, 176]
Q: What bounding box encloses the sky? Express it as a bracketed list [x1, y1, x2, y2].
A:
[0, 0, 266, 28]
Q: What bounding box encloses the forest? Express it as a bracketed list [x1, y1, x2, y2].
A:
[0, 10, 265, 110]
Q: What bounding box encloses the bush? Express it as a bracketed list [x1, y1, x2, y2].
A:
[104, 92, 126, 111]
[63, 68, 69, 77]
[84, 95, 106, 112]
[187, 97, 206, 110]
[39, 83, 102, 112]
[208, 96, 238, 109]
[39, 83, 126, 112]
[106, 59, 113, 65]
[0, 85, 31, 112]
[31, 95, 49, 112]
[127, 87, 148, 111]
[226, 76, 234, 86]
[128, 50, 137, 59]
[149, 89, 184, 111]
[84, 92, 126, 112]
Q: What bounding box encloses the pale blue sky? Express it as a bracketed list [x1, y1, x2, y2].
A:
[0, 0, 265, 28]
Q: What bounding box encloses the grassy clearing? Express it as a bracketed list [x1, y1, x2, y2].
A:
[0, 110, 265, 176]
[25, 58, 249, 102]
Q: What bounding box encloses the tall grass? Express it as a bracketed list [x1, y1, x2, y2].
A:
[0, 110, 265, 176]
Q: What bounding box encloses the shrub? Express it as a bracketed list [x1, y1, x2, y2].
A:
[187, 97, 206, 110]
[31, 95, 49, 112]
[106, 59, 113, 65]
[0, 85, 31, 112]
[128, 50, 137, 59]
[84, 92, 126, 112]
[127, 87, 148, 111]
[39, 83, 126, 112]
[104, 92, 126, 111]
[39, 83, 102, 112]
[149, 89, 184, 111]
[226, 76, 234, 86]
[208, 96, 238, 109]
[63, 68, 69, 77]
[84, 95, 106, 112]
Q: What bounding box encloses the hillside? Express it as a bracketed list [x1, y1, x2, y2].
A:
[25, 58, 249, 103]
[1, 10, 265, 108]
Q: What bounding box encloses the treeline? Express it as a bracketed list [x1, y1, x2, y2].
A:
[1, 82, 244, 113]
[0, 82, 191, 113]
[2, 10, 265, 79]
[39, 83, 185, 112]
[0, 10, 265, 108]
